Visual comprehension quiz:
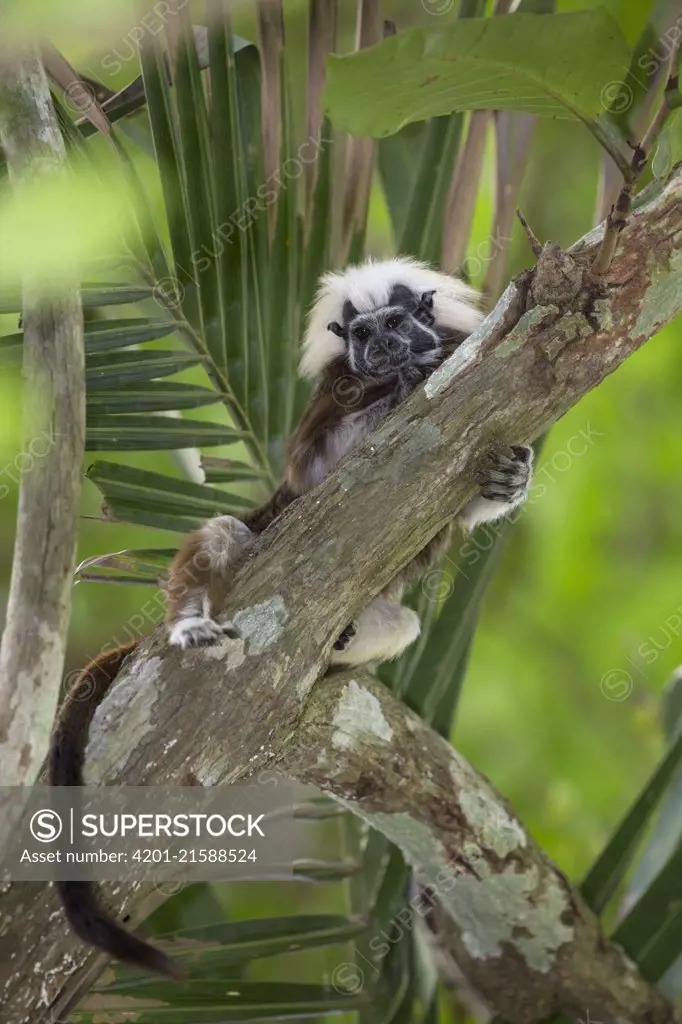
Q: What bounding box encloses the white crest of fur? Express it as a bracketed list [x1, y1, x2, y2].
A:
[300, 256, 482, 379]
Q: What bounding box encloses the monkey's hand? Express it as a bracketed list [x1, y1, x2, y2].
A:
[458, 443, 533, 532]
[333, 622, 357, 651]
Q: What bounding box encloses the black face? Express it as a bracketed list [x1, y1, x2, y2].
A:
[327, 286, 440, 380]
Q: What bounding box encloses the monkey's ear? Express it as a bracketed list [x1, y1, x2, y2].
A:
[418, 290, 436, 310]
[342, 299, 359, 324]
[327, 321, 347, 340]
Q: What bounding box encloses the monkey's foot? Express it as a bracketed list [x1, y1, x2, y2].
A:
[478, 444, 533, 504]
[169, 616, 239, 649]
[333, 622, 357, 651]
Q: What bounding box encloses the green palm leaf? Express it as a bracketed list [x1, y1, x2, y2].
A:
[86, 415, 245, 452]
[86, 350, 205, 387]
[86, 461, 254, 533]
[87, 383, 221, 414]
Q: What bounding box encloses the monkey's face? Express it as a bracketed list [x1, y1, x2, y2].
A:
[328, 289, 441, 381]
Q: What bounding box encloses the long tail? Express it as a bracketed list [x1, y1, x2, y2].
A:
[49, 643, 182, 978]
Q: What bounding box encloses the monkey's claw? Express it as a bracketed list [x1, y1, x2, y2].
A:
[169, 616, 239, 649]
[334, 622, 357, 651]
[478, 444, 533, 506]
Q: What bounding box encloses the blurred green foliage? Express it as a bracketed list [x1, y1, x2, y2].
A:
[0, 0, 681, 1019]
[0, 0, 677, 893]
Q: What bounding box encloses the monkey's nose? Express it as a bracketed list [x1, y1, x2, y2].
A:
[368, 340, 408, 374]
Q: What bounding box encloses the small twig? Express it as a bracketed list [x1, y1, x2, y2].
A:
[592, 58, 682, 278]
[516, 207, 543, 259]
[591, 143, 647, 277]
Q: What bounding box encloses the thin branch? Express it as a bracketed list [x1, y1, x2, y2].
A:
[3, 166, 682, 1023]
[0, 51, 85, 787]
[516, 206, 542, 258]
[592, 44, 682, 277]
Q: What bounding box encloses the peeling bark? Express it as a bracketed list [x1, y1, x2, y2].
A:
[1, 171, 682, 1022]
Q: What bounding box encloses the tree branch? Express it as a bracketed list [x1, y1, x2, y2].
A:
[2, 169, 682, 1023]
[0, 51, 85, 786]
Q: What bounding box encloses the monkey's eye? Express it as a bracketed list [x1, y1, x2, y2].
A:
[353, 324, 371, 342]
[385, 314, 403, 330]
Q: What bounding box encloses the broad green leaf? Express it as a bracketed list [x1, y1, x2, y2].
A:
[608, 3, 661, 138]
[323, 11, 632, 138]
[85, 415, 246, 451]
[87, 383, 221, 414]
[86, 350, 204, 388]
[86, 461, 253, 518]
